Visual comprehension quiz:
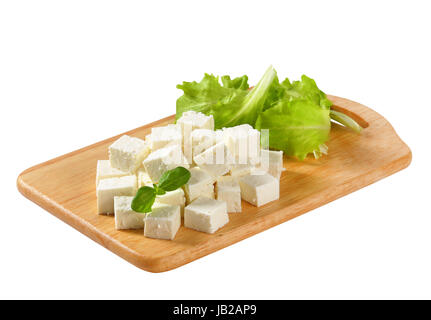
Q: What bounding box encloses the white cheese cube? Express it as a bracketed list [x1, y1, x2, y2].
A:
[97, 175, 137, 214]
[229, 163, 254, 177]
[177, 111, 215, 130]
[155, 188, 186, 216]
[216, 176, 242, 213]
[196, 183, 215, 201]
[177, 111, 215, 163]
[215, 129, 225, 144]
[114, 196, 145, 230]
[137, 167, 153, 188]
[239, 173, 279, 207]
[109, 135, 150, 173]
[191, 129, 216, 159]
[223, 124, 261, 165]
[144, 203, 181, 240]
[145, 134, 152, 146]
[184, 197, 229, 234]
[150, 124, 182, 151]
[96, 160, 128, 186]
[193, 142, 234, 178]
[257, 149, 284, 179]
[183, 167, 216, 203]
[143, 144, 189, 183]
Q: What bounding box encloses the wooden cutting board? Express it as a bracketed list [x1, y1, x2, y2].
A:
[17, 95, 411, 272]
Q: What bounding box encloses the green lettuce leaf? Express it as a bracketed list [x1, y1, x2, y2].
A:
[176, 74, 247, 129]
[221, 75, 249, 90]
[255, 98, 331, 160]
[255, 74, 332, 159]
[262, 75, 290, 111]
[176, 67, 276, 129]
[176, 67, 338, 160]
[285, 75, 332, 110]
[231, 66, 277, 126]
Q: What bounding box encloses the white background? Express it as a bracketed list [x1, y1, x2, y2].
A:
[1, 0, 430, 299]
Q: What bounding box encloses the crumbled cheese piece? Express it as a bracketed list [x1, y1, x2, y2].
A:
[193, 142, 234, 178]
[145, 134, 152, 145]
[96, 160, 128, 186]
[143, 144, 189, 183]
[144, 203, 181, 240]
[97, 175, 137, 214]
[184, 197, 229, 234]
[216, 176, 242, 213]
[183, 167, 216, 203]
[177, 111, 214, 130]
[136, 167, 153, 188]
[229, 163, 254, 177]
[149, 124, 182, 151]
[223, 124, 261, 165]
[155, 188, 186, 216]
[191, 129, 216, 159]
[257, 149, 284, 180]
[239, 172, 279, 207]
[215, 129, 225, 144]
[114, 196, 145, 230]
[177, 111, 214, 163]
[109, 135, 150, 173]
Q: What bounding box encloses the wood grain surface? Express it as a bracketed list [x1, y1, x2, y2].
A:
[17, 96, 412, 272]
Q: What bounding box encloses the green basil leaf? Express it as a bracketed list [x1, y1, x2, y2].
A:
[153, 184, 166, 196]
[158, 166, 191, 192]
[131, 186, 156, 213]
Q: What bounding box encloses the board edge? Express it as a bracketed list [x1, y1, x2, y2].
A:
[16, 96, 413, 272]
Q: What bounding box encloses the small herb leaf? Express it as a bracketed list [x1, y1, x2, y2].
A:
[131, 167, 191, 214]
[153, 184, 166, 196]
[158, 166, 191, 191]
[131, 186, 156, 213]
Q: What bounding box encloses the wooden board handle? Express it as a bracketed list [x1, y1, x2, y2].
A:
[331, 104, 370, 129]
[328, 95, 385, 130]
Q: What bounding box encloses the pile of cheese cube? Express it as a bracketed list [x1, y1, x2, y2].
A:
[96, 111, 284, 240]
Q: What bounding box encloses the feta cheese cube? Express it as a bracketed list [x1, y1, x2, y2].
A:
[143, 144, 189, 183]
[257, 149, 284, 180]
[229, 163, 254, 177]
[96, 160, 128, 186]
[223, 124, 261, 165]
[216, 176, 242, 213]
[109, 135, 150, 173]
[177, 111, 214, 130]
[239, 173, 279, 207]
[150, 124, 182, 151]
[97, 175, 137, 214]
[144, 203, 181, 240]
[194, 183, 215, 201]
[137, 167, 153, 188]
[184, 197, 229, 234]
[145, 134, 152, 145]
[215, 129, 225, 143]
[193, 142, 234, 178]
[191, 129, 216, 159]
[155, 188, 186, 216]
[177, 111, 214, 163]
[183, 167, 216, 203]
[114, 196, 145, 230]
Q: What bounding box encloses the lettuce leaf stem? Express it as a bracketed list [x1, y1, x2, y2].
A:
[231, 65, 277, 126]
[330, 110, 363, 133]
